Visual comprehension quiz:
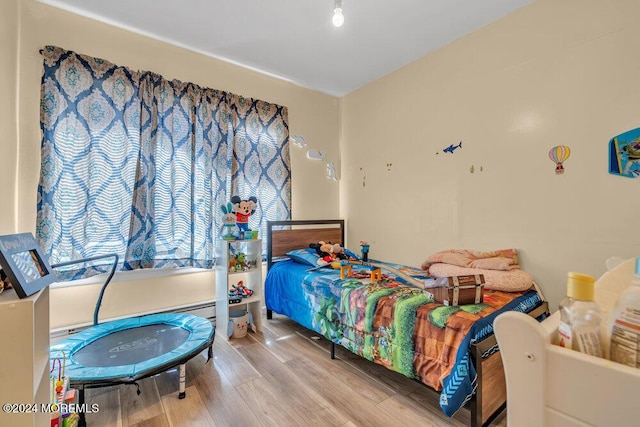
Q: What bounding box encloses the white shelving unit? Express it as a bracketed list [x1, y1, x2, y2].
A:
[0, 286, 51, 427]
[215, 239, 263, 339]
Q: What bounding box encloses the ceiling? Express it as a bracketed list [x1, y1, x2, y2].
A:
[38, 0, 533, 97]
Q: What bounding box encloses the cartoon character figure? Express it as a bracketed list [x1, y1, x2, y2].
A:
[235, 252, 248, 271]
[309, 241, 334, 266]
[220, 202, 239, 240]
[622, 140, 640, 175]
[331, 243, 349, 260]
[231, 196, 258, 232]
[360, 241, 370, 262]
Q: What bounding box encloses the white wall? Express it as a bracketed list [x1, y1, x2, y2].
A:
[340, 0, 640, 310]
[0, 0, 18, 235]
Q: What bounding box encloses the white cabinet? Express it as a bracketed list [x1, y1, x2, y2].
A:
[215, 239, 263, 338]
[495, 258, 640, 427]
[0, 286, 50, 427]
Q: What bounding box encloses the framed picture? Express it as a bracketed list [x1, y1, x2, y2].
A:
[609, 127, 640, 178]
[0, 233, 56, 299]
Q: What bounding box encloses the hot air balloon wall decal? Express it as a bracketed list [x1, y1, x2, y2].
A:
[549, 145, 571, 175]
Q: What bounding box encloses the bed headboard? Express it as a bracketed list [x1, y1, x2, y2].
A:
[266, 219, 345, 270]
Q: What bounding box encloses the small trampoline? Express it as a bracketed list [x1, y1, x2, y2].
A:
[50, 313, 214, 386]
[46, 254, 215, 427]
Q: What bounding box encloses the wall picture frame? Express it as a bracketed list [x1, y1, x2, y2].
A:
[0, 233, 56, 299]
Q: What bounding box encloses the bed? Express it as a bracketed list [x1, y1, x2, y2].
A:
[264, 220, 549, 427]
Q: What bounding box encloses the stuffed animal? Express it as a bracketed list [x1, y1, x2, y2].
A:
[231, 196, 258, 232]
[220, 202, 239, 240]
[309, 241, 334, 266]
[331, 243, 349, 260]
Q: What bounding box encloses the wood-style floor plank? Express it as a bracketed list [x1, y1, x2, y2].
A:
[193, 349, 264, 427]
[161, 385, 215, 427]
[120, 377, 164, 425]
[75, 313, 507, 426]
[85, 385, 123, 427]
[129, 413, 170, 427]
[235, 341, 348, 426]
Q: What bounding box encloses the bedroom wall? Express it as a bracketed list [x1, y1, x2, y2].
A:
[340, 0, 640, 311]
[0, 0, 19, 235]
[4, 0, 340, 329]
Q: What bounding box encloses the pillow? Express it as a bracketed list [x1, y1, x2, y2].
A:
[427, 263, 534, 292]
[286, 248, 321, 266]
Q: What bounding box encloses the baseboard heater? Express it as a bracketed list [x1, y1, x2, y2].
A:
[50, 300, 218, 343]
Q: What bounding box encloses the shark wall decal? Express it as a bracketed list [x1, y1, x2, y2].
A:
[443, 141, 462, 154]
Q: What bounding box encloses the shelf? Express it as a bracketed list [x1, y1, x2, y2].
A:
[229, 294, 261, 307]
[229, 268, 259, 276]
[215, 239, 263, 339]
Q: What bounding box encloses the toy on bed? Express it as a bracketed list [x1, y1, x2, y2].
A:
[309, 241, 349, 266]
[360, 240, 370, 262]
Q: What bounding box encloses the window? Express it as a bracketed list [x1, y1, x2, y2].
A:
[37, 46, 291, 277]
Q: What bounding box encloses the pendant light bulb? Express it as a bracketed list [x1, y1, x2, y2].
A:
[332, 0, 344, 27]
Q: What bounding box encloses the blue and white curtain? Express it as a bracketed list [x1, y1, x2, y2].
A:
[37, 46, 291, 276]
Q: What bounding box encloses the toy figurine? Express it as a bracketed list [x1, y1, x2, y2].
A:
[220, 202, 239, 240]
[231, 196, 258, 233]
[360, 241, 370, 262]
[229, 281, 254, 298]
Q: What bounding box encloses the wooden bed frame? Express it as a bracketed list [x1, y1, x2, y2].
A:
[264, 219, 549, 427]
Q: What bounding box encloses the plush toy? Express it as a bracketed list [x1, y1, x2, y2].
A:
[331, 243, 349, 260]
[220, 202, 239, 240]
[309, 241, 334, 266]
[231, 196, 258, 232]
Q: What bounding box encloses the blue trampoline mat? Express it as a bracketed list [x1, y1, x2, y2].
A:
[50, 313, 214, 384]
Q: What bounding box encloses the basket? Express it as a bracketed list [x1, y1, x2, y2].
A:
[229, 309, 249, 338]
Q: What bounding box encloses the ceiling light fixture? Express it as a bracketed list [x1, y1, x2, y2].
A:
[332, 0, 344, 27]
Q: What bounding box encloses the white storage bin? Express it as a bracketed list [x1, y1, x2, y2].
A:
[228, 309, 249, 338]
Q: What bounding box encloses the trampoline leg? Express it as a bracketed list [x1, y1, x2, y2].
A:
[267, 309, 272, 319]
[207, 345, 213, 362]
[331, 342, 335, 360]
[178, 363, 186, 399]
[78, 387, 87, 427]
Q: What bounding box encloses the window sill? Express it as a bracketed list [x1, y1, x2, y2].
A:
[50, 267, 211, 289]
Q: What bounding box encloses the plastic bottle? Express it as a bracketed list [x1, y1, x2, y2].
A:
[609, 257, 640, 368]
[557, 272, 603, 357]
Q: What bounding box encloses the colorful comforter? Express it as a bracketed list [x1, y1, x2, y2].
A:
[265, 259, 543, 417]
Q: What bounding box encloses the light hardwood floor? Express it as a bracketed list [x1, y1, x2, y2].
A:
[83, 314, 507, 427]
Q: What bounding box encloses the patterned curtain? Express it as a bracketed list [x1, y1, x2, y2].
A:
[229, 94, 292, 252]
[37, 46, 291, 275]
